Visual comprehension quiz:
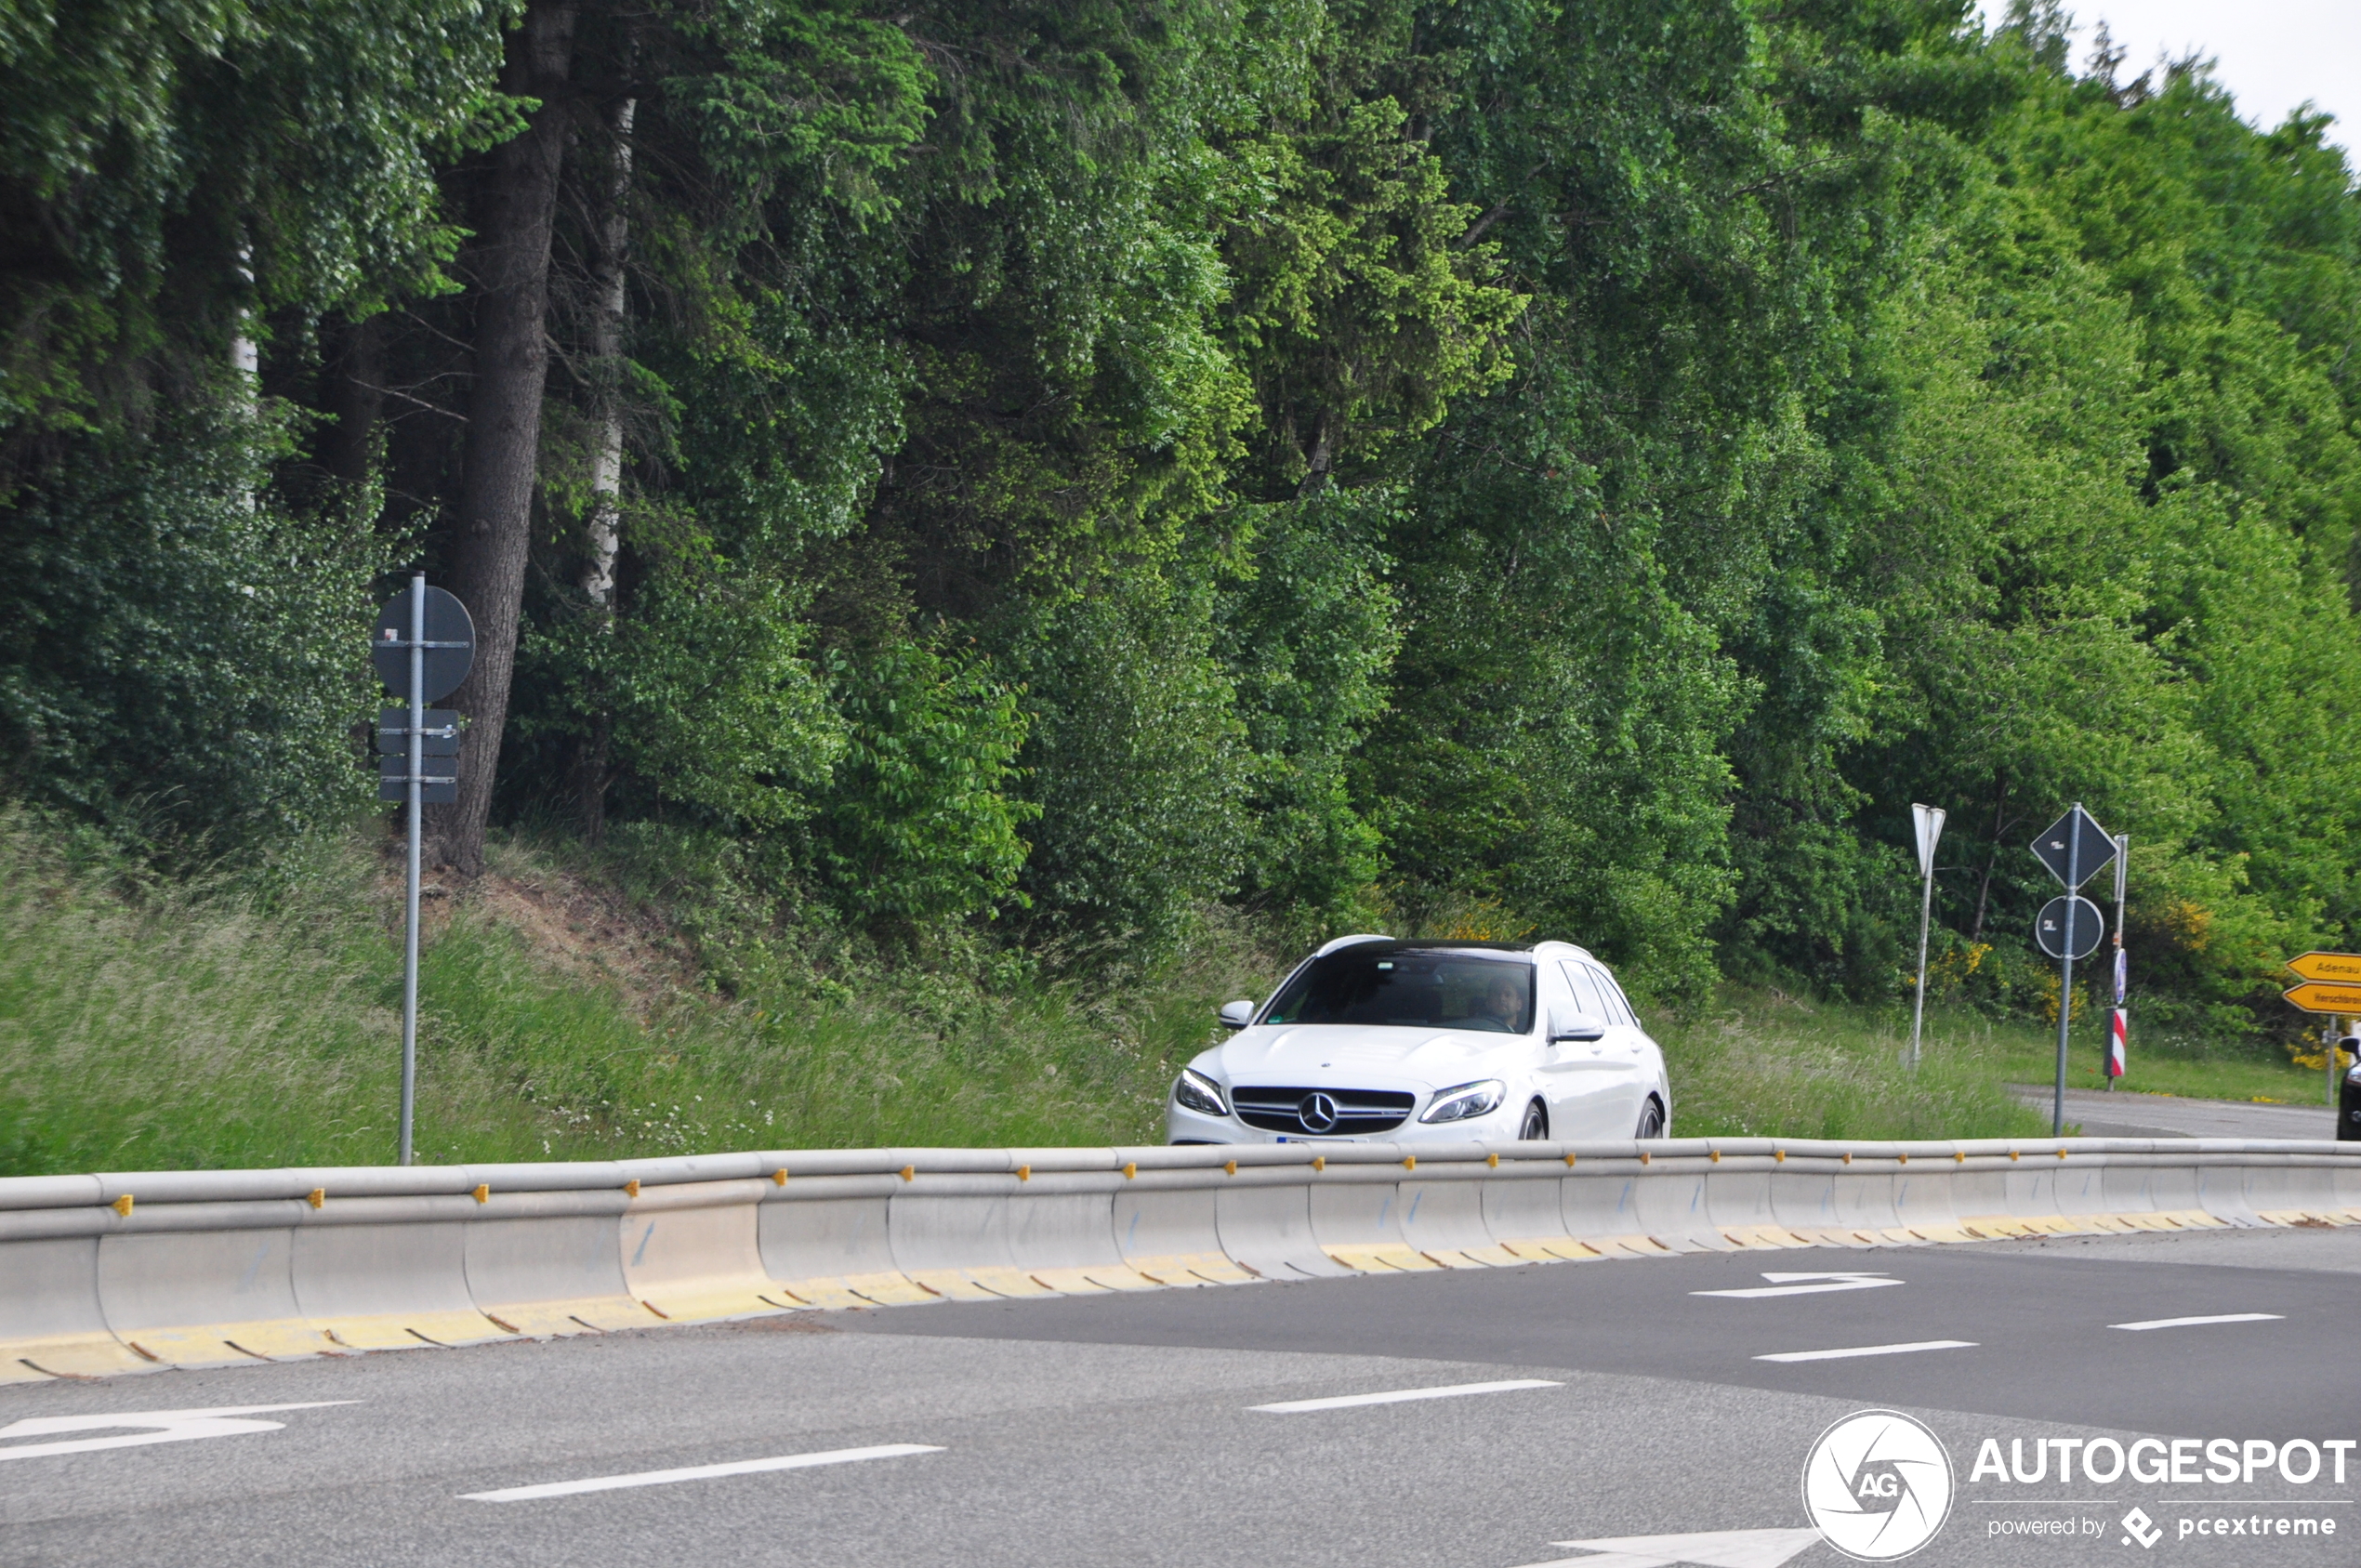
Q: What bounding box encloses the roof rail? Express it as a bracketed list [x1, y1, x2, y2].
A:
[1311, 932, 1394, 957]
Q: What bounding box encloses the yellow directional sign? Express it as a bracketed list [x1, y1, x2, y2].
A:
[2285, 950, 2361, 984]
[2282, 980, 2361, 1015]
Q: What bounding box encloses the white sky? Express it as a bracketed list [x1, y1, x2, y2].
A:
[1972, 1, 2360, 156]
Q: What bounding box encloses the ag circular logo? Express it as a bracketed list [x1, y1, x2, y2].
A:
[1801, 1409, 1953, 1561]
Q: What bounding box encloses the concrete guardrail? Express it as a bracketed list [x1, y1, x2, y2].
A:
[5, 1136, 2356, 1384]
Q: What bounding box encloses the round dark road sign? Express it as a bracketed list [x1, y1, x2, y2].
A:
[372, 586, 476, 703]
[2035, 894, 2104, 961]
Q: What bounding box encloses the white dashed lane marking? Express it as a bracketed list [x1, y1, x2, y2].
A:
[1249, 1379, 1562, 1414]
[1754, 1339, 1977, 1364]
[2109, 1312, 2284, 1332]
[459, 1443, 943, 1501]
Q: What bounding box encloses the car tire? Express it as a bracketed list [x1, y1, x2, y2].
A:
[1519, 1100, 1549, 1140]
[1634, 1097, 1666, 1140]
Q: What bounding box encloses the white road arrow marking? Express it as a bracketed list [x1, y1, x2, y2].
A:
[0, 1402, 356, 1462]
[1512, 1525, 1827, 1567]
[1692, 1272, 1903, 1299]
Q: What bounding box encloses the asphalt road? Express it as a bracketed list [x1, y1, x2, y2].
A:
[4, 1227, 2356, 1568]
[2010, 1086, 2342, 1140]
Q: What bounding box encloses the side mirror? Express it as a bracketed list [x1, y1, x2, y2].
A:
[1550, 1010, 1607, 1044]
[1218, 999, 1257, 1031]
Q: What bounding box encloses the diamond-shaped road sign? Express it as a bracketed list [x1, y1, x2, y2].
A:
[2031, 804, 2116, 889]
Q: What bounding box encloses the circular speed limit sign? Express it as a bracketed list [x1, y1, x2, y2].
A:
[2035, 894, 2104, 961]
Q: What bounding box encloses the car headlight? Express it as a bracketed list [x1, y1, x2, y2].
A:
[1174, 1067, 1229, 1117]
[1420, 1080, 1506, 1124]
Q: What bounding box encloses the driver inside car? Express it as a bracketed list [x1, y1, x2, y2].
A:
[1477, 971, 1523, 1029]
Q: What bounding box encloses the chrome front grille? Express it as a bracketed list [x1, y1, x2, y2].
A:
[1230, 1085, 1415, 1137]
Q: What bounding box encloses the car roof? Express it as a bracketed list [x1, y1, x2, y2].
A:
[1309, 934, 1598, 964]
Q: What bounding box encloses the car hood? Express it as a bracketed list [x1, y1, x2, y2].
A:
[1202, 1023, 1526, 1086]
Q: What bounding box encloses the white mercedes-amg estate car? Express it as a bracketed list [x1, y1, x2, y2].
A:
[1166, 935, 1669, 1145]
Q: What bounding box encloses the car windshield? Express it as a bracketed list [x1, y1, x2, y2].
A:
[1261, 948, 1535, 1033]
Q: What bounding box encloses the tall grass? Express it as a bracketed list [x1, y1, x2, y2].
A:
[1658, 989, 2054, 1141]
[7, 809, 2139, 1175]
[0, 812, 1269, 1175]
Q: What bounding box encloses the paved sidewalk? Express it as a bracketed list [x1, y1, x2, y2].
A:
[2009, 1083, 2340, 1140]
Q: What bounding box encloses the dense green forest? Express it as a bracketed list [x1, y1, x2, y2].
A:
[4, 0, 2357, 1051]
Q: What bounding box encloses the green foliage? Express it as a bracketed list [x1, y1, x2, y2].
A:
[1214, 5, 1526, 494]
[0, 402, 384, 851]
[521, 560, 843, 829]
[814, 639, 1035, 929]
[9, 0, 2361, 1090]
[1217, 488, 1401, 927]
[663, 0, 933, 231]
[1003, 569, 1247, 948]
[0, 0, 516, 428]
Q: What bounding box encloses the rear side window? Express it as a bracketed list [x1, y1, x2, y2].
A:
[1584, 963, 1639, 1029]
[1263, 949, 1535, 1034]
[1559, 961, 1606, 1018]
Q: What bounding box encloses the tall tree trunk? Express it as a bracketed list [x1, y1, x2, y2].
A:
[574, 93, 634, 845]
[1296, 407, 1335, 497]
[319, 313, 384, 490]
[231, 244, 259, 396]
[1971, 769, 2009, 944]
[429, 0, 581, 875]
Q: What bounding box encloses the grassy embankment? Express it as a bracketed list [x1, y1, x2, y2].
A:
[1657, 991, 2336, 1141]
[0, 814, 1233, 1174]
[0, 812, 2325, 1176]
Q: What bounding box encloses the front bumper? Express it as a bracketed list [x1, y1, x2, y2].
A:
[1165, 1096, 1522, 1146]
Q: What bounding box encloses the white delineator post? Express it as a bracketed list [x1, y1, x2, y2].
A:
[2110, 833, 2128, 1091]
[401, 573, 424, 1167]
[1908, 804, 1945, 1072]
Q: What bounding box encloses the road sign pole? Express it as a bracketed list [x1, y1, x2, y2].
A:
[401, 573, 423, 1167]
[2331, 1017, 2342, 1111]
[2053, 805, 2082, 1138]
[367, 573, 470, 1168]
[1909, 866, 1934, 1072]
[1907, 805, 1943, 1074]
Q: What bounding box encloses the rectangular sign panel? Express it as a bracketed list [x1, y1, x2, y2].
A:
[377, 753, 458, 804]
[376, 708, 461, 755]
[2284, 951, 2361, 985]
[2280, 980, 2361, 1015]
